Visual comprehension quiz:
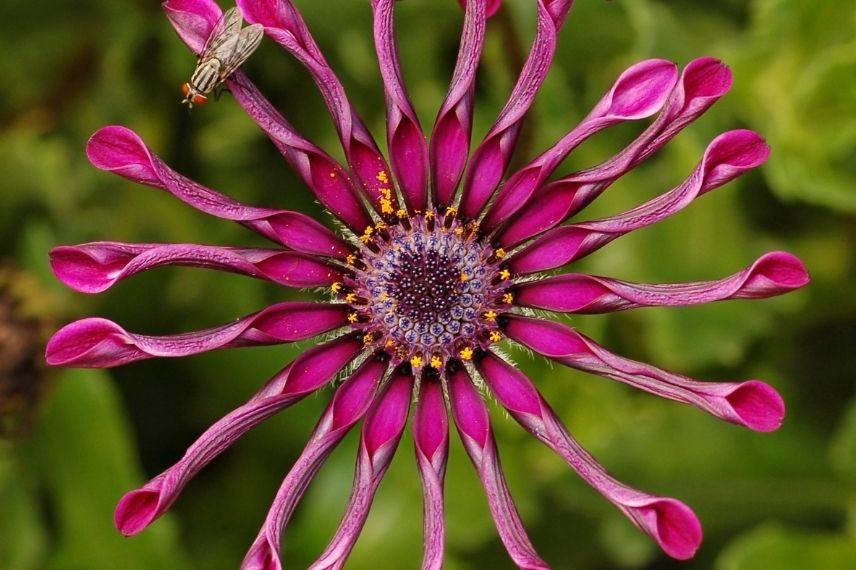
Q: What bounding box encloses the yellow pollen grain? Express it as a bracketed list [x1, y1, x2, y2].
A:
[459, 347, 474, 361]
[377, 170, 389, 183]
[489, 330, 502, 343]
[363, 332, 374, 345]
[410, 355, 424, 368]
[346, 254, 357, 265]
[359, 234, 373, 244]
[347, 312, 359, 323]
[385, 338, 396, 348]
[364, 226, 374, 236]
[445, 206, 457, 217]
[381, 199, 394, 215]
[430, 355, 442, 369]
[503, 292, 514, 304]
[483, 310, 497, 322]
[424, 210, 435, 219]
[499, 269, 511, 280]
[375, 221, 387, 231]
[396, 209, 408, 218]
[495, 248, 506, 259]
[460, 271, 470, 282]
[454, 227, 464, 236]
[331, 282, 343, 294]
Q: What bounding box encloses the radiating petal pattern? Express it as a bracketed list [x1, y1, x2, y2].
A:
[508, 129, 770, 274]
[504, 316, 786, 431]
[242, 355, 389, 570]
[514, 251, 810, 313]
[483, 59, 678, 230]
[476, 350, 702, 559]
[371, 0, 429, 212]
[87, 126, 357, 251]
[459, 0, 575, 219]
[163, 0, 374, 233]
[431, 0, 488, 206]
[413, 372, 449, 570]
[113, 334, 363, 536]
[497, 57, 734, 246]
[237, 0, 396, 215]
[50, 242, 344, 293]
[45, 302, 348, 368]
[447, 364, 549, 569]
[308, 368, 413, 570]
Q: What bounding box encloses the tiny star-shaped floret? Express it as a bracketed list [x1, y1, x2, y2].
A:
[363, 332, 374, 345]
[483, 310, 497, 322]
[430, 355, 442, 369]
[410, 355, 424, 368]
[494, 248, 506, 259]
[459, 347, 474, 361]
[502, 292, 514, 304]
[347, 312, 359, 323]
[345, 292, 357, 303]
[331, 282, 343, 294]
[489, 330, 502, 343]
[499, 268, 511, 280]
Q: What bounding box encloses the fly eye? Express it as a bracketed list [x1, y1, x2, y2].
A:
[191, 94, 208, 105]
[181, 83, 191, 97]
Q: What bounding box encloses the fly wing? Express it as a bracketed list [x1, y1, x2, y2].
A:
[199, 7, 243, 61]
[218, 23, 264, 79]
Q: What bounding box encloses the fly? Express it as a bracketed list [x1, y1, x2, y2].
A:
[181, 7, 264, 108]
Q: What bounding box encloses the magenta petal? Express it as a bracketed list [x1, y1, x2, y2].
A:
[508, 129, 769, 274]
[447, 365, 549, 569]
[163, 0, 223, 54]
[371, 0, 429, 211]
[483, 59, 678, 230]
[87, 126, 354, 253]
[114, 334, 363, 536]
[430, 0, 487, 206]
[50, 242, 343, 293]
[237, 0, 396, 216]
[504, 316, 786, 431]
[309, 369, 413, 570]
[499, 57, 735, 246]
[46, 303, 348, 368]
[476, 351, 702, 559]
[456, 0, 501, 18]
[414, 377, 449, 570]
[458, 0, 575, 219]
[514, 251, 810, 313]
[241, 356, 388, 570]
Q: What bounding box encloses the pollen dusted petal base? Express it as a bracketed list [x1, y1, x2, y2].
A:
[45, 0, 810, 567]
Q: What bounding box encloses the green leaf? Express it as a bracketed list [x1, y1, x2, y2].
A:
[717, 523, 856, 570]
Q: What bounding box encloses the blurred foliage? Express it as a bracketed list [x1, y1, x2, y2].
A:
[1, 0, 854, 568]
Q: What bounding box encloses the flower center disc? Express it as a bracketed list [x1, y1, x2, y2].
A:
[352, 213, 504, 362]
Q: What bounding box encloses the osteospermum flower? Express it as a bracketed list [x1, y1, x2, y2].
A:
[45, 0, 811, 567]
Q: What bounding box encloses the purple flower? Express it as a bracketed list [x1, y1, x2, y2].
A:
[46, 0, 810, 566]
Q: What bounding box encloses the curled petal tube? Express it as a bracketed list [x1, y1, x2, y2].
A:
[508, 129, 770, 274]
[308, 368, 413, 570]
[483, 58, 679, 230]
[514, 251, 810, 313]
[476, 351, 702, 560]
[236, 0, 396, 214]
[504, 316, 786, 432]
[113, 334, 363, 536]
[87, 126, 355, 253]
[50, 242, 343, 294]
[163, 0, 373, 233]
[371, 0, 429, 212]
[242, 356, 389, 570]
[431, 0, 488, 206]
[45, 302, 349, 368]
[498, 57, 734, 247]
[459, 0, 575, 219]
[413, 374, 449, 570]
[447, 364, 549, 569]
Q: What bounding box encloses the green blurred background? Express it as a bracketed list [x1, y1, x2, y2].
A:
[1, 0, 854, 568]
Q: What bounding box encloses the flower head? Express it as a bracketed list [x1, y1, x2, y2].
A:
[46, 0, 809, 567]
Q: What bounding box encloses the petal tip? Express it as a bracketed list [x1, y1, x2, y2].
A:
[756, 251, 811, 290]
[644, 498, 703, 560]
[45, 318, 126, 367]
[114, 488, 162, 536]
[727, 380, 786, 432]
